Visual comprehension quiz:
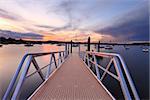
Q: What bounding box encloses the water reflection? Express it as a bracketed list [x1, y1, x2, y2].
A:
[0, 44, 149, 99]
[0, 44, 64, 99]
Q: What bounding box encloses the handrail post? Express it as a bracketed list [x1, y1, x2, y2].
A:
[97, 41, 100, 52]
[60, 52, 63, 63]
[12, 55, 33, 99]
[83, 52, 86, 62]
[62, 51, 65, 61]
[65, 43, 68, 58]
[52, 53, 57, 68]
[58, 52, 62, 65]
[68, 43, 69, 55]
[87, 37, 90, 51]
[70, 40, 72, 53]
[78, 44, 80, 53]
[3, 54, 28, 100]
[87, 53, 90, 67]
[93, 54, 100, 80]
[46, 54, 53, 79]
[117, 55, 140, 100]
[113, 57, 132, 99]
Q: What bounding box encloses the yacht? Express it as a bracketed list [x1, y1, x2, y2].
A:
[24, 44, 34, 47]
[142, 48, 149, 52]
[105, 45, 113, 49]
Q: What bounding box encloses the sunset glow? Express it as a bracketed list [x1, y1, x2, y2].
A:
[0, 0, 148, 42]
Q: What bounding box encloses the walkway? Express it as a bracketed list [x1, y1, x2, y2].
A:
[31, 53, 112, 100]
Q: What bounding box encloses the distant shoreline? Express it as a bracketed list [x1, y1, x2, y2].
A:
[0, 37, 149, 46]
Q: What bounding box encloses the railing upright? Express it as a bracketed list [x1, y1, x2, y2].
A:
[113, 57, 132, 99]
[3, 54, 28, 100]
[46, 54, 53, 79]
[117, 55, 140, 100]
[52, 53, 57, 68]
[12, 55, 33, 99]
[92, 54, 100, 80]
[87, 54, 90, 67]
[78, 44, 80, 53]
[65, 43, 68, 58]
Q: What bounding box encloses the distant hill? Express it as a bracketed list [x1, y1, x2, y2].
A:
[0, 29, 43, 40]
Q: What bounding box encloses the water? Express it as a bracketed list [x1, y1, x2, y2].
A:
[0, 44, 65, 99]
[0, 44, 149, 99]
[93, 45, 149, 99]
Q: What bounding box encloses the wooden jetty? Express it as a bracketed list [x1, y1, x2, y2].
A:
[3, 38, 140, 100]
[30, 53, 113, 100]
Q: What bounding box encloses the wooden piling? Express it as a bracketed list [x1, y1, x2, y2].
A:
[65, 43, 68, 56]
[87, 37, 90, 51]
[97, 41, 100, 52]
[71, 40, 73, 53]
[78, 44, 80, 53]
[68, 43, 69, 54]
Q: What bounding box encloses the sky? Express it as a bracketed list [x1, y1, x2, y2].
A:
[0, 0, 149, 42]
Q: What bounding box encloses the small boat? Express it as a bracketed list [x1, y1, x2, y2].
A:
[84, 44, 87, 46]
[24, 44, 34, 47]
[95, 45, 105, 49]
[0, 44, 3, 47]
[124, 46, 129, 50]
[142, 48, 149, 52]
[99, 46, 105, 48]
[72, 44, 78, 47]
[57, 44, 63, 46]
[105, 45, 113, 49]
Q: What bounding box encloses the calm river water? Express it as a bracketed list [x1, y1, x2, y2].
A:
[0, 44, 149, 99]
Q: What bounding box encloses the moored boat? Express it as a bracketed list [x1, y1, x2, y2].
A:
[24, 44, 34, 47]
[105, 45, 113, 49]
[124, 46, 130, 50]
[142, 48, 149, 52]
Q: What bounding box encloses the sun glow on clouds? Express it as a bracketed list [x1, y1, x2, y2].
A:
[0, 0, 106, 42]
[43, 30, 103, 42]
[0, 18, 10, 25]
[0, 0, 147, 41]
[0, 18, 26, 32]
[0, 12, 108, 42]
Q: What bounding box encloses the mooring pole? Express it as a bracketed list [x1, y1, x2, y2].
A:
[78, 43, 80, 53]
[70, 40, 72, 53]
[68, 43, 69, 55]
[97, 41, 100, 52]
[87, 37, 90, 51]
[65, 43, 68, 57]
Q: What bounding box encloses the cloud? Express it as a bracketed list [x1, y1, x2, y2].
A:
[0, 29, 43, 40]
[0, 8, 25, 21]
[0, 0, 148, 41]
[95, 4, 149, 41]
[34, 23, 71, 32]
[51, 23, 72, 32]
[52, 0, 78, 30]
[35, 25, 56, 29]
[47, 0, 93, 31]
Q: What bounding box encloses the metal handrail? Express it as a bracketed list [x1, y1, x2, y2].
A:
[80, 51, 140, 100]
[3, 51, 68, 100]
